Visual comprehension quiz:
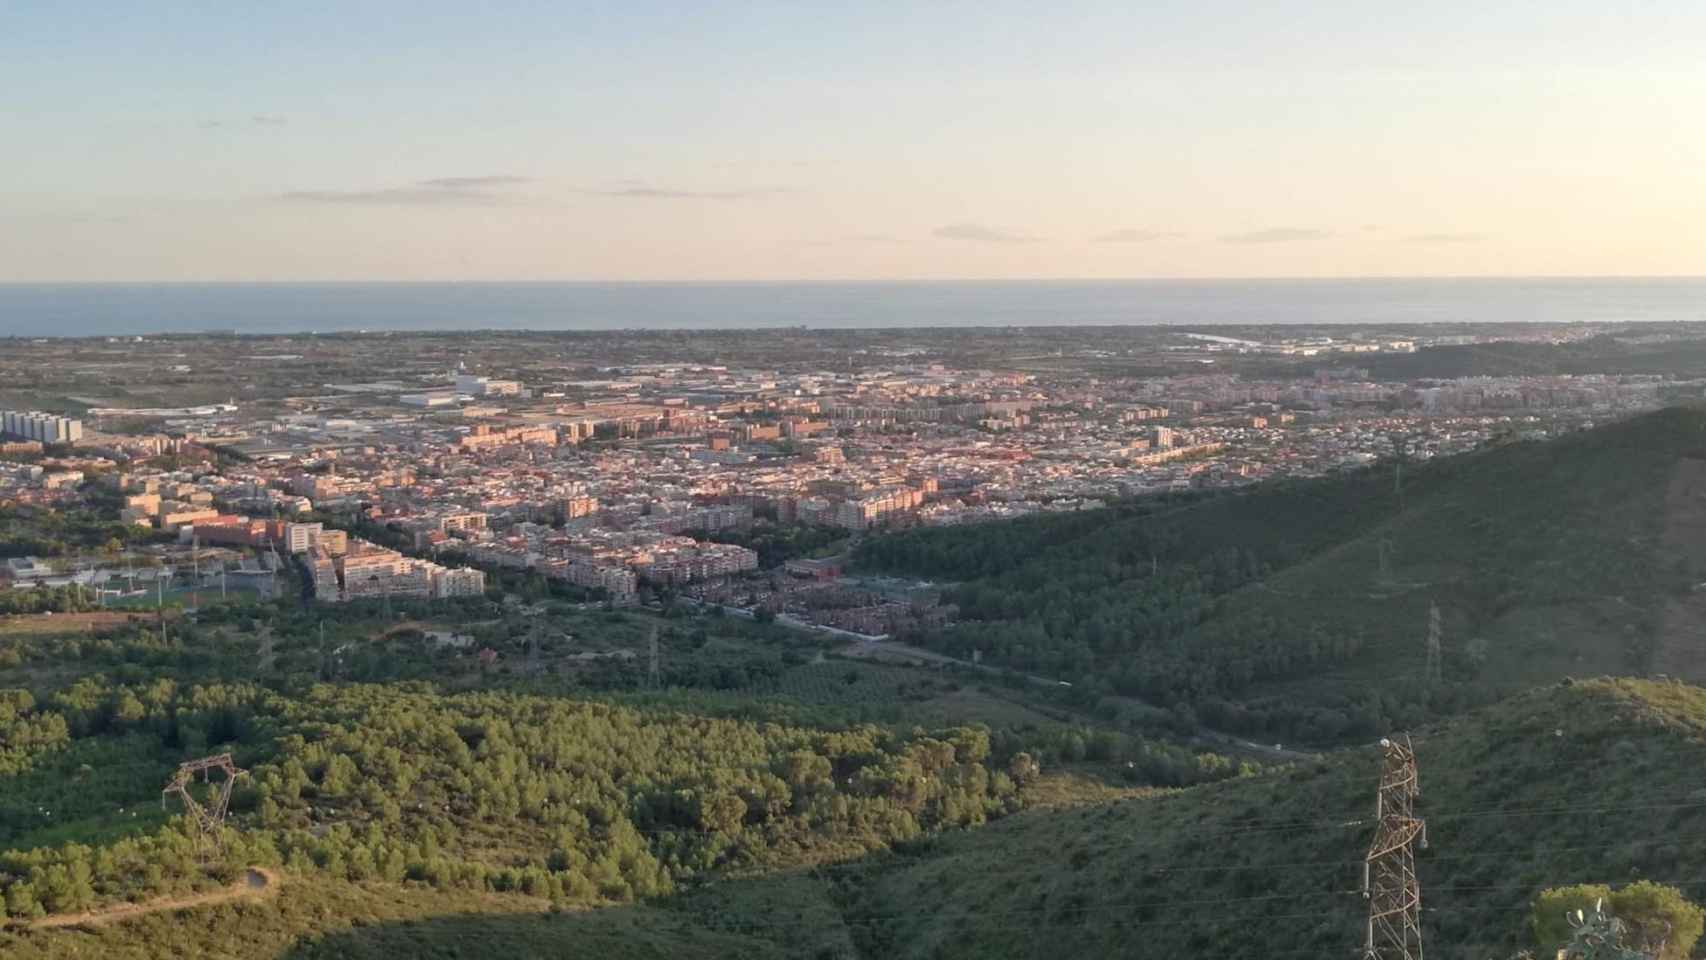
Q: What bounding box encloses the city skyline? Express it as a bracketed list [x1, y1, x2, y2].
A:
[5, 1, 1705, 282]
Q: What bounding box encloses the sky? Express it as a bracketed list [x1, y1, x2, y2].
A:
[3, 1, 1705, 282]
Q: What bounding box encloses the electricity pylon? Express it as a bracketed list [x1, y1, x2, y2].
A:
[1363, 735, 1426, 960]
[162, 753, 248, 856]
[1424, 602, 1442, 686]
[648, 626, 660, 689]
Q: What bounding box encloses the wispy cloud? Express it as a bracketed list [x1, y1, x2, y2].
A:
[585, 184, 776, 200]
[1219, 227, 1332, 244]
[805, 233, 903, 247]
[711, 159, 813, 170]
[420, 175, 530, 190]
[1405, 232, 1486, 244]
[933, 223, 1039, 244]
[1092, 229, 1180, 243]
[8, 213, 130, 225]
[278, 176, 531, 207]
[280, 189, 507, 206]
[200, 115, 288, 130]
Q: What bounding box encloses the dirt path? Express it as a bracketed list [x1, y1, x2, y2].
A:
[29, 868, 278, 930]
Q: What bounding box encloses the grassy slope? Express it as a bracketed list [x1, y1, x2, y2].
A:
[847, 678, 1706, 960]
[0, 768, 1143, 960]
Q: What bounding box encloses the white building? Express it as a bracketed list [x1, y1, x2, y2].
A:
[283, 521, 323, 553]
[454, 374, 523, 398]
[400, 392, 459, 408]
[430, 566, 487, 599]
[1, 411, 83, 444]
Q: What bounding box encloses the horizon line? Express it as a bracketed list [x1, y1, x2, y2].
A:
[4, 314, 1700, 342]
[3, 273, 1706, 287]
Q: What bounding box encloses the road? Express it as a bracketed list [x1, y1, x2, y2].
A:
[839, 635, 1318, 763]
[679, 598, 891, 643]
[675, 598, 1317, 763]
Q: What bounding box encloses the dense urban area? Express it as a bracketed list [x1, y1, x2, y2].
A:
[8, 322, 1706, 960]
[3, 323, 1696, 629]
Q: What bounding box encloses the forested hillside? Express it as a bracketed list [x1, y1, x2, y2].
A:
[842, 678, 1706, 959]
[0, 677, 1026, 922]
[859, 406, 1706, 742]
[11, 677, 1697, 959]
[0, 581, 1251, 958]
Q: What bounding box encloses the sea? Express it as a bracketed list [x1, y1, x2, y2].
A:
[0, 278, 1702, 337]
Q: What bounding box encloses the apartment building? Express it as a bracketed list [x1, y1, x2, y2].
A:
[430, 566, 487, 599]
[456, 424, 557, 451]
[546, 558, 638, 601]
[830, 486, 925, 531]
[633, 542, 758, 585]
[158, 504, 222, 532]
[1, 411, 83, 444]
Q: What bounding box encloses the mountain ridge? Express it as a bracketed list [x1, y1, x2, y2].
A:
[858, 406, 1706, 743]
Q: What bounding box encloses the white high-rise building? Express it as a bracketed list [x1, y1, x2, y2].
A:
[1, 410, 83, 444]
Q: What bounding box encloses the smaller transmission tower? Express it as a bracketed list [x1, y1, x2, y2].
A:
[1424, 602, 1443, 686]
[162, 753, 248, 856]
[648, 626, 660, 689]
[1363, 735, 1427, 960]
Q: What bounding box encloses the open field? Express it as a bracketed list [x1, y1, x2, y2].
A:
[0, 612, 157, 636]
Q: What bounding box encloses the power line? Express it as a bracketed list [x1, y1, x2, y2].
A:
[792, 874, 1706, 931]
[397, 786, 1706, 854]
[795, 827, 1706, 885]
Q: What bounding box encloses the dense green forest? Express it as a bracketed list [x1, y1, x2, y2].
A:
[858, 407, 1706, 743]
[0, 593, 1247, 784]
[0, 677, 1029, 920]
[0, 501, 164, 560]
[0, 585, 99, 616]
[0, 571, 1251, 958]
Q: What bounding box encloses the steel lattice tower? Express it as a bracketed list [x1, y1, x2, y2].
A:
[162, 753, 248, 855]
[1424, 603, 1443, 686]
[1363, 735, 1426, 960]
